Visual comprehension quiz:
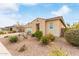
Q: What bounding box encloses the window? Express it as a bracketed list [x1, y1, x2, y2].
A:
[49, 24, 53, 29]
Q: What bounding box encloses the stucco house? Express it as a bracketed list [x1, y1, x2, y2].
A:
[2, 26, 16, 31]
[24, 16, 66, 37]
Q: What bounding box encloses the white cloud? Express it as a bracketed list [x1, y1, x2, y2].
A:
[0, 3, 20, 28]
[0, 3, 18, 10]
[0, 15, 17, 27]
[51, 5, 71, 16]
[22, 3, 38, 6]
[0, 3, 19, 14]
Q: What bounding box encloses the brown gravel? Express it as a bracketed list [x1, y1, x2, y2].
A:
[1, 36, 79, 56]
[0, 36, 55, 56]
[54, 37, 79, 56]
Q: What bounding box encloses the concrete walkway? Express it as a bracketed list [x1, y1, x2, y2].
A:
[0, 42, 11, 56]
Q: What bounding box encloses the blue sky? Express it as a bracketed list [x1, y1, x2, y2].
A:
[0, 3, 79, 27]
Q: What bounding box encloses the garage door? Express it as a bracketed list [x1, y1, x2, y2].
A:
[25, 28, 32, 34]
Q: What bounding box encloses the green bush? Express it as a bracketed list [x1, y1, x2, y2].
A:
[64, 29, 79, 46]
[40, 36, 49, 45]
[12, 30, 16, 33]
[32, 33, 35, 37]
[46, 33, 55, 42]
[48, 48, 66, 56]
[0, 31, 4, 34]
[33, 30, 43, 40]
[9, 36, 18, 43]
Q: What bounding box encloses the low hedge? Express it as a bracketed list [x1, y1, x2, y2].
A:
[64, 29, 79, 46]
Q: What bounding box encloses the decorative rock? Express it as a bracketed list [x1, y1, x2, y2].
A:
[22, 33, 27, 39]
[18, 44, 26, 52]
[4, 36, 8, 38]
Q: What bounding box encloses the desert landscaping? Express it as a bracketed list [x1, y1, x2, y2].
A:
[0, 30, 79, 56]
[0, 3, 79, 56]
[1, 18, 79, 56]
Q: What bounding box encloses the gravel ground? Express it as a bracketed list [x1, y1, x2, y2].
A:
[0, 36, 79, 56]
[54, 37, 79, 56]
[0, 36, 55, 56]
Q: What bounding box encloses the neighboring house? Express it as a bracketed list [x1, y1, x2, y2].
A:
[1, 25, 25, 33]
[16, 25, 25, 32]
[1, 26, 16, 31]
[24, 16, 66, 37]
[0, 28, 2, 31]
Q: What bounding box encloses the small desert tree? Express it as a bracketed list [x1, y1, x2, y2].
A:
[71, 22, 79, 29]
[16, 22, 24, 32]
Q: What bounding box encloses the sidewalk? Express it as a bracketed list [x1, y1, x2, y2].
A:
[0, 42, 11, 56]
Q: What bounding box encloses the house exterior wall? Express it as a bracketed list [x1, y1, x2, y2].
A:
[25, 23, 32, 33]
[58, 20, 65, 36]
[25, 18, 46, 36]
[32, 19, 46, 36]
[46, 20, 59, 37]
[45, 19, 65, 37]
[25, 18, 65, 37]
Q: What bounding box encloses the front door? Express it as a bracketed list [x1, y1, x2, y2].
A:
[36, 23, 40, 31]
[60, 28, 65, 37]
[10, 28, 12, 31]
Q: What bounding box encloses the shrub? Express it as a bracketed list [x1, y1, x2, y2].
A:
[12, 30, 16, 33]
[64, 28, 69, 32]
[40, 36, 49, 45]
[32, 33, 35, 37]
[8, 31, 12, 33]
[9, 36, 18, 43]
[33, 30, 43, 40]
[64, 29, 79, 46]
[46, 33, 55, 42]
[0, 31, 4, 34]
[48, 48, 66, 56]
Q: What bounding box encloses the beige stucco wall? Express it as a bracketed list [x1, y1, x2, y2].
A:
[34, 19, 46, 36]
[24, 22, 33, 33]
[25, 18, 65, 37]
[25, 18, 46, 36]
[45, 20, 65, 37]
